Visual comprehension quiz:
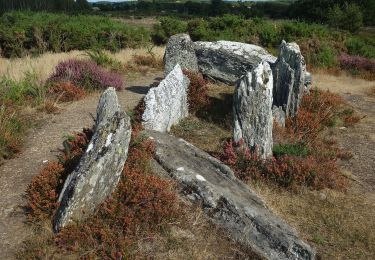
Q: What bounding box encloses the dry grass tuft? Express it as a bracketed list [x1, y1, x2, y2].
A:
[252, 183, 375, 260]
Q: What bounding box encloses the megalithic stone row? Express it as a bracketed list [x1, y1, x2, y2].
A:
[142, 64, 190, 132]
[53, 87, 132, 232]
[233, 61, 274, 159]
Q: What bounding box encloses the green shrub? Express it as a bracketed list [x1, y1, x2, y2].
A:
[85, 49, 123, 71]
[151, 17, 187, 45]
[316, 45, 338, 68]
[0, 12, 150, 58]
[273, 143, 309, 158]
[345, 36, 375, 59]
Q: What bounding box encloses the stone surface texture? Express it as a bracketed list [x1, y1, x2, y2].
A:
[272, 40, 306, 117]
[164, 34, 199, 75]
[53, 88, 131, 232]
[148, 130, 316, 260]
[233, 61, 274, 159]
[142, 64, 190, 132]
[194, 40, 276, 84]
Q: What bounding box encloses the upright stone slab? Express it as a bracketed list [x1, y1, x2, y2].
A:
[272, 40, 306, 118]
[53, 88, 132, 232]
[233, 61, 273, 159]
[194, 40, 276, 85]
[142, 64, 190, 132]
[164, 34, 199, 75]
[148, 130, 316, 260]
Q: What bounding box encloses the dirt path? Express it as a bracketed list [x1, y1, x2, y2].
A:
[0, 72, 162, 259]
[314, 73, 375, 191]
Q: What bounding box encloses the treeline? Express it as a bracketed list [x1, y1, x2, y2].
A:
[0, 0, 90, 13]
[94, 0, 375, 31]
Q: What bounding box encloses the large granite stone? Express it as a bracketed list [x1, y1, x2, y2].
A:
[194, 40, 276, 85]
[142, 64, 190, 132]
[164, 33, 199, 75]
[53, 88, 131, 232]
[148, 130, 316, 260]
[233, 61, 274, 159]
[272, 40, 306, 118]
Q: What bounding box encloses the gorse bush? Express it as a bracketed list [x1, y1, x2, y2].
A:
[0, 12, 150, 58]
[183, 70, 209, 113]
[48, 59, 123, 91]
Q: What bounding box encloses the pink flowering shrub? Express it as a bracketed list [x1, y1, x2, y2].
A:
[48, 59, 123, 90]
[338, 54, 375, 73]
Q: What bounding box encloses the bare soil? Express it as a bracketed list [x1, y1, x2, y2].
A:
[0, 72, 162, 259]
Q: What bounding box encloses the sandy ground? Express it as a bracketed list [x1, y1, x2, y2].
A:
[0, 72, 163, 259]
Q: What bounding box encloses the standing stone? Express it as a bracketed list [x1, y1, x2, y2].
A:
[142, 64, 190, 132]
[272, 40, 306, 117]
[194, 40, 276, 85]
[164, 34, 199, 75]
[233, 61, 273, 159]
[53, 88, 132, 232]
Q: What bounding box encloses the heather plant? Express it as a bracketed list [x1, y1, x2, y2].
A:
[48, 59, 123, 91]
[47, 82, 86, 102]
[25, 125, 181, 258]
[183, 70, 210, 113]
[338, 54, 375, 79]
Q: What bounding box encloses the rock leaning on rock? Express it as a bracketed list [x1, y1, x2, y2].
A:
[272, 40, 307, 119]
[148, 130, 316, 260]
[164, 33, 199, 76]
[142, 64, 190, 132]
[233, 61, 274, 159]
[194, 40, 276, 85]
[53, 88, 132, 232]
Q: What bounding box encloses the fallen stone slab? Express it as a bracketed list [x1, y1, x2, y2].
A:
[272, 40, 306, 117]
[233, 61, 274, 159]
[164, 33, 199, 75]
[147, 130, 316, 260]
[194, 40, 276, 85]
[53, 88, 132, 232]
[142, 64, 190, 132]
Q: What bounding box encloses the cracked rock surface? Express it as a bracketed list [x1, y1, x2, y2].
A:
[148, 130, 316, 260]
[164, 33, 199, 75]
[233, 61, 274, 159]
[53, 88, 131, 232]
[142, 64, 190, 132]
[194, 40, 276, 85]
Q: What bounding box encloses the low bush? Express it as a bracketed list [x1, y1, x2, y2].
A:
[85, 50, 123, 72]
[47, 82, 86, 102]
[183, 70, 209, 113]
[220, 139, 346, 190]
[338, 54, 375, 79]
[0, 105, 26, 161]
[132, 54, 163, 69]
[48, 59, 123, 91]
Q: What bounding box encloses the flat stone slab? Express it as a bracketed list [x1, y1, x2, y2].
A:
[194, 40, 276, 85]
[147, 130, 315, 260]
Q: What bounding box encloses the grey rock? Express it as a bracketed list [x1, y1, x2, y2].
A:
[233, 61, 273, 159]
[272, 105, 286, 127]
[272, 40, 306, 117]
[194, 40, 276, 85]
[54, 88, 131, 232]
[142, 64, 190, 132]
[148, 130, 316, 260]
[164, 34, 199, 75]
